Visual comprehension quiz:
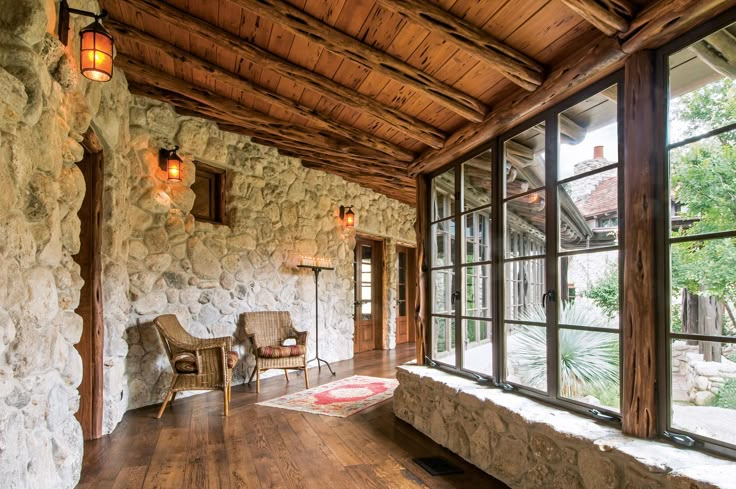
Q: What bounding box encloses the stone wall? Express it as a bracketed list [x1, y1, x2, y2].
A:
[0, 0, 131, 487]
[0, 2, 415, 487]
[394, 365, 736, 489]
[105, 96, 416, 421]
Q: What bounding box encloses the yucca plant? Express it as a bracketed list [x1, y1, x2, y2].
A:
[512, 302, 620, 398]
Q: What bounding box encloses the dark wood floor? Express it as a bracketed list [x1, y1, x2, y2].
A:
[78, 343, 508, 488]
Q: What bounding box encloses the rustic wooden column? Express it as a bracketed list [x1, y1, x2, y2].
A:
[622, 50, 660, 438]
[414, 176, 429, 364]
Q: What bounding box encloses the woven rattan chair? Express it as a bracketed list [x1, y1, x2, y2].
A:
[243, 311, 309, 392]
[153, 314, 239, 418]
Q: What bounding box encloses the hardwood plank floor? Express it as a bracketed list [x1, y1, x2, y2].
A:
[79, 344, 509, 488]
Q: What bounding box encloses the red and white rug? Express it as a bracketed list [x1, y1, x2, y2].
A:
[256, 375, 399, 418]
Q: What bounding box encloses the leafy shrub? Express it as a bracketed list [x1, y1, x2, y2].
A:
[583, 266, 619, 318]
[715, 379, 736, 409]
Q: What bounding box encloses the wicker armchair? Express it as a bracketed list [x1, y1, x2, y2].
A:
[242, 311, 309, 392]
[153, 314, 239, 418]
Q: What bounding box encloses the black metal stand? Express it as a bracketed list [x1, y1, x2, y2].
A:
[298, 265, 336, 375]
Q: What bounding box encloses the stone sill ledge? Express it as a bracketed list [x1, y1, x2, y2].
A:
[394, 365, 736, 489]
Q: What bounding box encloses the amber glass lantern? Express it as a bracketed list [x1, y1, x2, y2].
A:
[58, 2, 114, 82]
[339, 205, 355, 228]
[159, 148, 183, 183]
[79, 19, 114, 82]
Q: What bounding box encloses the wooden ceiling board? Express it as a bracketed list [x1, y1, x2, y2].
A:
[105, 0, 681, 204]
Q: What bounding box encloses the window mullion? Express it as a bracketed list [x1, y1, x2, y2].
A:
[545, 113, 560, 401]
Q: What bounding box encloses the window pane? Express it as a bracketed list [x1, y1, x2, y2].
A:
[464, 319, 492, 376]
[361, 302, 372, 320]
[670, 239, 736, 337]
[505, 123, 546, 198]
[463, 151, 492, 211]
[505, 323, 547, 393]
[559, 168, 619, 252]
[464, 264, 491, 319]
[432, 317, 456, 366]
[432, 270, 455, 315]
[669, 131, 736, 237]
[670, 339, 736, 446]
[505, 191, 546, 258]
[558, 328, 620, 412]
[560, 250, 619, 329]
[464, 210, 491, 264]
[558, 84, 618, 180]
[432, 220, 455, 267]
[432, 169, 455, 221]
[668, 21, 736, 145]
[399, 301, 406, 317]
[504, 258, 546, 322]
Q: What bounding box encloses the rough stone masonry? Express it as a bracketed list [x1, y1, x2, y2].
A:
[0, 0, 416, 487]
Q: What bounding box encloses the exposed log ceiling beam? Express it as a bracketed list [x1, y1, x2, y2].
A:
[228, 0, 487, 122]
[559, 0, 635, 36]
[117, 0, 445, 149]
[373, 0, 544, 91]
[621, 0, 735, 54]
[107, 19, 414, 161]
[125, 78, 400, 163]
[411, 0, 733, 176]
[690, 30, 736, 79]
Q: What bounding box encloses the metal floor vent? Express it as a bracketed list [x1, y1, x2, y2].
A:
[412, 456, 464, 476]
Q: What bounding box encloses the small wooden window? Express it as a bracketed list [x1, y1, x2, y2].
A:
[191, 162, 226, 224]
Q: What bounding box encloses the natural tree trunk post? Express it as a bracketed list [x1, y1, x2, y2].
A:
[622, 50, 659, 439]
[414, 176, 429, 364]
[698, 293, 723, 362]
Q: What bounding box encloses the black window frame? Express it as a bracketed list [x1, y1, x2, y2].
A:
[656, 8, 736, 459]
[426, 71, 625, 422]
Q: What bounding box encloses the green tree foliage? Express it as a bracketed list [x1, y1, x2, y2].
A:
[670, 78, 736, 303]
[583, 265, 619, 318]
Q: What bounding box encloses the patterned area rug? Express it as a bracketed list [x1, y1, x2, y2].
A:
[256, 375, 399, 417]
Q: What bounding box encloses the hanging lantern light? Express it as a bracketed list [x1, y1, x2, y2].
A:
[58, 1, 114, 82]
[339, 205, 355, 228]
[159, 147, 183, 183]
[79, 18, 114, 82]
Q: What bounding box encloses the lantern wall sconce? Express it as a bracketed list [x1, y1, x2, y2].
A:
[339, 205, 355, 228]
[58, 0, 114, 82]
[159, 147, 183, 183]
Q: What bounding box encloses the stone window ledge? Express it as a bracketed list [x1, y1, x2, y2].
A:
[394, 365, 736, 489]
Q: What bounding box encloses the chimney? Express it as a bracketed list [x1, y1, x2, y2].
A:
[594, 145, 604, 159]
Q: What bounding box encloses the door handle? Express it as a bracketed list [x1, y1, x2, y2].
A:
[451, 291, 461, 305]
[542, 290, 555, 307]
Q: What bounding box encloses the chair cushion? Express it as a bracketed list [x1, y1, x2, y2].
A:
[257, 345, 306, 358]
[226, 350, 239, 368]
[173, 351, 239, 373]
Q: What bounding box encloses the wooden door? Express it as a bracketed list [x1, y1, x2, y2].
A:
[73, 136, 104, 440]
[354, 238, 382, 353]
[396, 246, 416, 344]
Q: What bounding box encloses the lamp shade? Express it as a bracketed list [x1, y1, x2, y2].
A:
[79, 20, 113, 82]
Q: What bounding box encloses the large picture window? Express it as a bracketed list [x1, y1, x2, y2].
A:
[663, 18, 736, 451]
[428, 75, 623, 418]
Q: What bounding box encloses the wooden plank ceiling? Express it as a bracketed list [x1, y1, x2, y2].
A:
[102, 0, 659, 205]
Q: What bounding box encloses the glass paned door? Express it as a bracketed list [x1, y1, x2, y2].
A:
[501, 82, 623, 414]
[430, 148, 495, 375]
[502, 122, 550, 393]
[665, 20, 736, 450]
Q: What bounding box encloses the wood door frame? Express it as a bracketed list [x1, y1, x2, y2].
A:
[354, 234, 385, 352]
[396, 245, 417, 344]
[74, 129, 104, 440]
